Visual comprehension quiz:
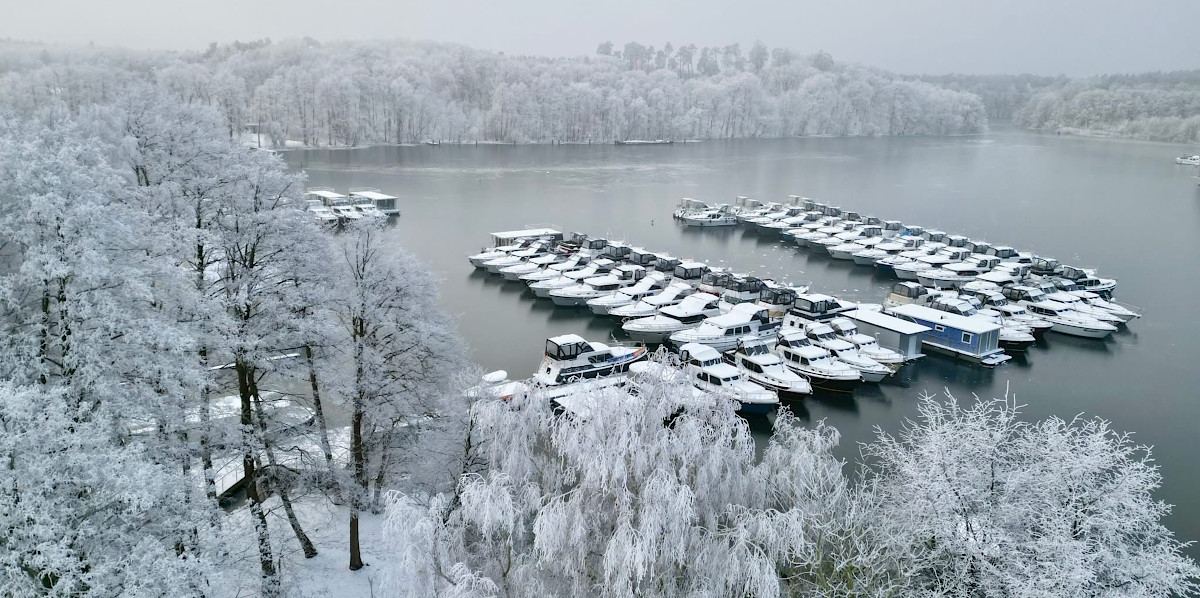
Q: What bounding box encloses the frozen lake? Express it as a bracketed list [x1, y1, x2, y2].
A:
[286, 128, 1200, 553]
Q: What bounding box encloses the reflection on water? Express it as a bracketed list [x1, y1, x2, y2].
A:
[288, 129, 1200, 556]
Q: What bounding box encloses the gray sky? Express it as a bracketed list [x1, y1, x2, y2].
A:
[2, 0, 1197, 75]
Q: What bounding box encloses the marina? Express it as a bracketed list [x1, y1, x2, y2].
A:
[289, 129, 1200, 554]
[461, 181, 1138, 397]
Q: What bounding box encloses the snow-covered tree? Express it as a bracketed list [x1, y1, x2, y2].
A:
[863, 394, 1200, 598]
[338, 221, 468, 570]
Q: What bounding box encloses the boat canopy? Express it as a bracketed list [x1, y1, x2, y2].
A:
[673, 261, 706, 279]
[759, 286, 797, 306]
[348, 189, 396, 201]
[545, 335, 593, 360]
[491, 228, 563, 246]
[306, 189, 346, 200]
[890, 282, 928, 299]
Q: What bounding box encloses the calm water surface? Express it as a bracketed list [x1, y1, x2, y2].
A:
[287, 129, 1200, 551]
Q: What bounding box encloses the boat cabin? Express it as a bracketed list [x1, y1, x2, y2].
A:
[676, 197, 710, 212]
[887, 281, 931, 305]
[705, 304, 774, 335]
[1031, 256, 1062, 276]
[348, 188, 400, 215]
[789, 293, 856, 321]
[721, 277, 766, 304]
[801, 198, 817, 211]
[886, 304, 1007, 366]
[306, 187, 346, 206]
[987, 245, 1018, 259]
[882, 220, 904, 234]
[490, 227, 564, 247]
[1025, 300, 1075, 319]
[613, 265, 647, 282]
[825, 205, 842, 217]
[844, 309, 930, 361]
[582, 237, 609, 251]
[928, 297, 978, 317]
[628, 248, 657, 266]
[654, 255, 681, 272]
[967, 255, 1002, 270]
[672, 261, 707, 280]
[862, 215, 882, 225]
[603, 242, 632, 260]
[1002, 285, 1047, 304]
[545, 335, 594, 361]
[901, 225, 925, 237]
[842, 211, 862, 222]
[759, 286, 798, 308]
[922, 230, 947, 243]
[735, 196, 762, 210]
[945, 235, 969, 248]
[679, 343, 723, 368]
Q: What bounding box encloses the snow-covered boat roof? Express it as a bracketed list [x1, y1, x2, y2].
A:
[887, 304, 999, 334]
[349, 190, 398, 200]
[548, 333, 588, 345]
[492, 227, 563, 241]
[306, 189, 346, 199]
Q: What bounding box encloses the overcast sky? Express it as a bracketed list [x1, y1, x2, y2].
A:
[2, 0, 1197, 75]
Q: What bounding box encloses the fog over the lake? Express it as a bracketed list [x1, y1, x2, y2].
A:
[2, 0, 1197, 75]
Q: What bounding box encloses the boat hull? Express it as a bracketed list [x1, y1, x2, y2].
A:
[806, 374, 861, 394]
[737, 401, 777, 415]
[1049, 322, 1114, 339]
[550, 293, 593, 307]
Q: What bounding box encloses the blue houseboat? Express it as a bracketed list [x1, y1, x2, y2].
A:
[885, 304, 1010, 367]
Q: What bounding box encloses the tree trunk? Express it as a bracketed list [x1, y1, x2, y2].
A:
[305, 344, 335, 468]
[237, 361, 279, 598]
[199, 347, 218, 505]
[371, 433, 390, 514]
[349, 394, 366, 570]
[249, 380, 318, 559]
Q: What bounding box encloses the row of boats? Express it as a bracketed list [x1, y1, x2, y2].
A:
[302, 187, 400, 223]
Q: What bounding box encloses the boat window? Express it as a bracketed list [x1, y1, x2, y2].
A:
[745, 362, 763, 374]
[962, 332, 973, 344]
[589, 354, 609, 364]
[709, 375, 722, 386]
[725, 328, 739, 336]
[934, 324, 945, 332]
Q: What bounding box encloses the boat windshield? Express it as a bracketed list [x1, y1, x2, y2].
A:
[741, 343, 770, 356]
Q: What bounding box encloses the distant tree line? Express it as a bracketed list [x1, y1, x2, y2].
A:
[0, 38, 988, 147]
[919, 71, 1200, 144]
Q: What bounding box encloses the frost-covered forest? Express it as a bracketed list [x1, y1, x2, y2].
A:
[0, 38, 989, 146]
[922, 71, 1200, 144]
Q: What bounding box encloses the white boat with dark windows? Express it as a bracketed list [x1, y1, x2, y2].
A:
[304, 199, 339, 224]
[773, 331, 862, 393]
[533, 335, 648, 385]
[349, 188, 400, 216]
[799, 322, 893, 382]
[722, 337, 812, 400]
[529, 259, 616, 298]
[483, 242, 552, 273]
[1176, 155, 1200, 166]
[549, 265, 649, 307]
[621, 292, 724, 344]
[827, 317, 907, 368]
[609, 282, 694, 319]
[680, 206, 738, 227]
[1022, 300, 1119, 339]
[958, 286, 1054, 337]
[678, 343, 779, 414]
[893, 248, 972, 281]
[786, 293, 861, 323]
[1058, 265, 1118, 297]
[853, 236, 924, 267]
[519, 254, 592, 284]
[1045, 280, 1140, 322]
[307, 188, 362, 222]
[673, 197, 711, 219]
[668, 303, 781, 352]
[586, 272, 670, 315]
[670, 261, 709, 286]
[499, 252, 566, 281]
[916, 258, 1000, 289]
[469, 228, 564, 267]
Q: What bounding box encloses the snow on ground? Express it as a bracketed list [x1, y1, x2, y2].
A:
[215, 496, 391, 598]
